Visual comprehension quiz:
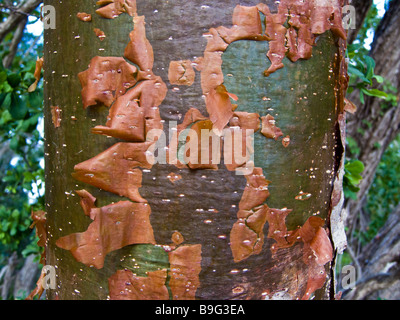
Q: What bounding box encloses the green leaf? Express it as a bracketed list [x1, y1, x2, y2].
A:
[0, 109, 12, 125]
[0, 70, 7, 84]
[9, 135, 20, 151]
[373, 75, 384, 83]
[11, 209, 20, 219]
[9, 93, 28, 120]
[364, 55, 376, 81]
[1, 92, 12, 109]
[359, 90, 365, 104]
[7, 73, 21, 88]
[345, 160, 365, 174]
[348, 64, 369, 83]
[28, 90, 43, 110]
[361, 87, 388, 100]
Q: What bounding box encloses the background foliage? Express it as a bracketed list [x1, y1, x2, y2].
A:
[0, 5, 44, 270]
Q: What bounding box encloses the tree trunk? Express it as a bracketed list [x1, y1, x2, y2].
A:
[342, 204, 400, 299]
[43, 0, 347, 300]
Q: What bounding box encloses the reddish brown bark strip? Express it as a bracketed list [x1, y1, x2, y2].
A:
[230, 168, 270, 262]
[56, 190, 156, 269]
[168, 244, 202, 300]
[108, 269, 169, 300]
[168, 60, 196, 86]
[261, 114, 283, 140]
[91, 77, 167, 141]
[124, 15, 154, 73]
[50, 106, 62, 128]
[78, 56, 139, 109]
[72, 142, 154, 202]
[96, 0, 137, 19]
[76, 12, 92, 22]
[93, 28, 106, 41]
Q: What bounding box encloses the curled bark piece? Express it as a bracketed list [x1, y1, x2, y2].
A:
[56, 190, 156, 269]
[230, 167, 271, 262]
[230, 204, 269, 262]
[75, 189, 96, 217]
[310, 227, 333, 266]
[167, 108, 208, 168]
[108, 269, 169, 300]
[296, 217, 333, 300]
[266, 208, 293, 252]
[26, 269, 46, 300]
[238, 167, 270, 210]
[171, 231, 184, 246]
[168, 60, 196, 86]
[344, 98, 357, 114]
[257, 0, 347, 76]
[92, 77, 167, 141]
[216, 5, 265, 44]
[167, 172, 182, 183]
[76, 12, 92, 22]
[72, 142, 154, 202]
[28, 56, 43, 93]
[96, 0, 137, 19]
[50, 106, 62, 128]
[30, 210, 47, 264]
[282, 135, 290, 148]
[205, 84, 235, 135]
[124, 15, 154, 73]
[93, 28, 106, 41]
[199, 52, 224, 96]
[224, 112, 259, 172]
[229, 112, 260, 131]
[78, 56, 139, 108]
[168, 244, 202, 300]
[185, 119, 221, 170]
[261, 114, 283, 140]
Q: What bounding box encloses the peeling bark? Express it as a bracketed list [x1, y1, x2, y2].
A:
[44, 0, 346, 300]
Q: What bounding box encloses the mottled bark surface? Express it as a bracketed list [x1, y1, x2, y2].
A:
[44, 0, 346, 300]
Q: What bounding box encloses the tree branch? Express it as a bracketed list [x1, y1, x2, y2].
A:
[0, 0, 42, 44]
[342, 204, 400, 299]
[2, 16, 27, 69]
[347, 0, 373, 44]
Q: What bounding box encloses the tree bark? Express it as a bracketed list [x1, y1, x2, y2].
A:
[43, 0, 347, 300]
[342, 204, 400, 299]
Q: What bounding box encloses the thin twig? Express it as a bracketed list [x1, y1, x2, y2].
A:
[346, 244, 363, 281]
[2, 17, 27, 68]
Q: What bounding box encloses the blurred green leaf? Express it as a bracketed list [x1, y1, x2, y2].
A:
[361, 87, 388, 99]
[9, 93, 28, 120]
[7, 73, 21, 88]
